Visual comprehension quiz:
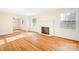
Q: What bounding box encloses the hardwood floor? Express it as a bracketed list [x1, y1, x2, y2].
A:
[0, 38, 41, 51]
[0, 30, 79, 51]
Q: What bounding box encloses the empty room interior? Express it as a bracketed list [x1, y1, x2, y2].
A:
[0, 8, 79, 51]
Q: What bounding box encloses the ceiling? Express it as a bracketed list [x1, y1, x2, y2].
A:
[0, 8, 56, 16]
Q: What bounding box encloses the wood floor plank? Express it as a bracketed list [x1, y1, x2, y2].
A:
[0, 30, 79, 51]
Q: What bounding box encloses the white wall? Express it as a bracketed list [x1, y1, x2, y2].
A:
[30, 9, 79, 41]
[0, 12, 13, 35]
[18, 16, 31, 31]
[13, 18, 20, 30]
[30, 18, 54, 36]
[29, 12, 55, 36]
[12, 15, 31, 31]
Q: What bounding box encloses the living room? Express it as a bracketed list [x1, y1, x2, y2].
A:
[0, 8, 79, 51]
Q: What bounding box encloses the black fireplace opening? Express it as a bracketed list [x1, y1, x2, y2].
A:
[41, 27, 49, 35]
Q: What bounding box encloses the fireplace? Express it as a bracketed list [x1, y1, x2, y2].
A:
[41, 27, 49, 35]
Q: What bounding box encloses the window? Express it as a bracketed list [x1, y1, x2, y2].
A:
[60, 12, 76, 29]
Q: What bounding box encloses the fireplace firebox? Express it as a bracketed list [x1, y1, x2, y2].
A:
[41, 27, 49, 35]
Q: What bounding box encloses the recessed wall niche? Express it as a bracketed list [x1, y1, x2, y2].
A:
[60, 11, 76, 29]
